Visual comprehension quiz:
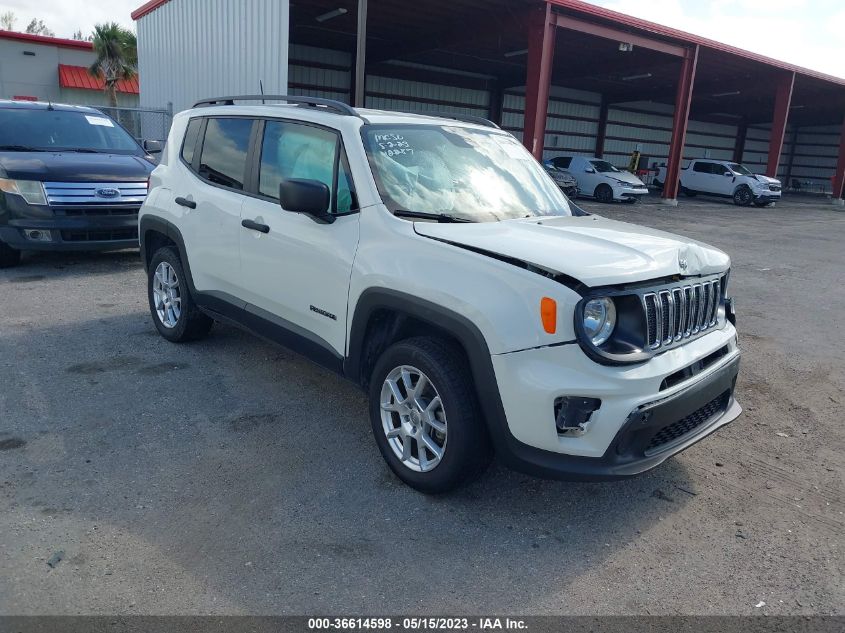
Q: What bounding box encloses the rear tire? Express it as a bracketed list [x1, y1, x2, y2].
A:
[733, 186, 753, 206]
[147, 246, 213, 343]
[368, 336, 492, 494]
[0, 240, 21, 268]
[594, 184, 614, 203]
[681, 186, 697, 197]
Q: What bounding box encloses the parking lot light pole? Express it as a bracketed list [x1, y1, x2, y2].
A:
[523, 2, 556, 160]
[662, 45, 699, 205]
[766, 71, 795, 178]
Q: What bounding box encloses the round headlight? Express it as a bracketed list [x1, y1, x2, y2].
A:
[583, 297, 617, 346]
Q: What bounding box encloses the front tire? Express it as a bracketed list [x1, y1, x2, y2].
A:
[733, 186, 753, 206]
[594, 184, 614, 203]
[147, 246, 213, 342]
[0, 240, 21, 268]
[368, 337, 492, 494]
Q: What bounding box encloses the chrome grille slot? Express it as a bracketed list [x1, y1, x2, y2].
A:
[636, 274, 726, 352]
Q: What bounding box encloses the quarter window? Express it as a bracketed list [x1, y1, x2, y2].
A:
[181, 118, 202, 165]
[693, 161, 714, 174]
[197, 118, 254, 190]
[258, 120, 357, 214]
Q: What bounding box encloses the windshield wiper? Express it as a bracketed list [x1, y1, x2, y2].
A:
[62, 148, 100, 153]
[0, 145, 47, 152]
[393, 209, 474, 223]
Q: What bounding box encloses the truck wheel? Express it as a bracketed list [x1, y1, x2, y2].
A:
[368, 336, 492, 494]
[733, 186, 753, 206]
[653, 179, 664, 190]
[147, 246, 213, 342]
[681, 186, 697, 197]
[753, 201, 773, 208]
[594, 184, 614, 203]
[0, 240, 22, 268]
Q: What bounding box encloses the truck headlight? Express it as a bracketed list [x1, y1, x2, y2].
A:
[0, 179, 47, 205]
[583, 297, 616, 345]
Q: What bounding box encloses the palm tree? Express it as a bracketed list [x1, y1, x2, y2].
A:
[89, 23, 137, 108]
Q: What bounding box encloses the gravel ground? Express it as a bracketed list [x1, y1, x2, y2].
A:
[0, 194, 842, 615]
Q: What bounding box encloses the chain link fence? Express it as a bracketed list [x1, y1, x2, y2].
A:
[96, 105, 173, 145]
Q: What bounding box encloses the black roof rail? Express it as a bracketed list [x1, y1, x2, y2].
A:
[192, 95, 362, 118]
[424, 112, 500, 129]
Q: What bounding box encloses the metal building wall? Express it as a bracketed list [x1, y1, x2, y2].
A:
[0, 38, 96, 103]
[136, 0, 290, 115]
[365, 74, 490, 117]
[782, 124, 841, 192]
[288, 44, 351, 103]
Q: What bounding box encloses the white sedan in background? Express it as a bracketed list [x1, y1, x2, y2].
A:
[547, 155, 649, 203]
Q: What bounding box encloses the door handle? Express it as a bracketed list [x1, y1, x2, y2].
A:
[241, 219, 270, 234]
[175, 196, 196, 209]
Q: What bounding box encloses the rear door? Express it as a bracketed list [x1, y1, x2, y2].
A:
[687, 161, 715, 193]
[237, 118, 360, 358]
[176, 116, 255, 296]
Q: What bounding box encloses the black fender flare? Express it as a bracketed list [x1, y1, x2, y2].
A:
[139, 215, 199, 295]
[345, 288, 517, 453]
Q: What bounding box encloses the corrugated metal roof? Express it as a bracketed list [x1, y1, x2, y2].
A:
[58, 65, 140, 94]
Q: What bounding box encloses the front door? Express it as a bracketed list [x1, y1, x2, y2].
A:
[238, 119, 360, 358]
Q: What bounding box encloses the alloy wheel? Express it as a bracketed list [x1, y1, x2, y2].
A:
[152, 261, 182, 328]
[380, 365, 448, 472]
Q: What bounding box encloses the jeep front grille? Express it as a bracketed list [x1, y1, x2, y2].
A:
[643, 278, 722, 350]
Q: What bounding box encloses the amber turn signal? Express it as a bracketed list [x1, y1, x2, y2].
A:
[540, 297, 557, 334]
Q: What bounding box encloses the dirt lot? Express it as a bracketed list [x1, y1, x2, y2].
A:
[0, 194, 843, 615]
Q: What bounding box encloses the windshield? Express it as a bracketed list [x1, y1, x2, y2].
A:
[0, 108, 142, 154]
[727, 162, 753, 176]
[590, 160, 620, 173]
[362, 124, 571, 222]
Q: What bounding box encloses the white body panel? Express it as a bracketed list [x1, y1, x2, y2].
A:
[658, 160, 783, 201]
[141, 104, 739, 465]
[561, 156, 649, 201]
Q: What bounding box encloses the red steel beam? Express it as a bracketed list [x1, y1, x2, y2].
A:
[595, 97, 609, 158]
[552, 13, 686, 57]
[834, 113, 845, 200]
[766, 72, 795, 177]
[662, 45, 699, 201]
[733, 119, 747, 163]
[523, 3, 556, 160]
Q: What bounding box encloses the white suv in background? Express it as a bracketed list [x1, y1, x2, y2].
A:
[139, 96, 741, 493]
[656, 159, 782, 207]
[547, 155, 649, 203]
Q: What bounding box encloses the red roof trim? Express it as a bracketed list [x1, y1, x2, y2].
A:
[131, 0, 172, 20]
[58, 64, 140, 95]
[547, 0, 845, 85]
[0, 29, 93, 50]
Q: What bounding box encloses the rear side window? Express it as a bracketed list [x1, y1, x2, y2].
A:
[197, 118, 254, 190]
[552, 157, 572, 169]
[693, 161, 714, 174]
[181, 118, 202, 165]
[258, 120, 357, 214]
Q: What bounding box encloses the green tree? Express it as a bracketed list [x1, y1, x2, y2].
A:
[1, 11, 17, 31]
[25, 18, 54, 37]
[71, 29, 92, 41]
[88, 23, 137, 108]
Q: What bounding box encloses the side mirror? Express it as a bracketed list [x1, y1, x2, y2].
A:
[585, 168, 596, 174]
[143, 139, 163, 153]
[723, 171, 732, 177]
[279, 178, 332, 223]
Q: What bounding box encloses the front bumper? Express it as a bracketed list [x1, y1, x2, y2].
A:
[489, 325, 741, 480]
[753, 190, 781, 202]
[0, 196, 139, 251]
[613, 186, 649, 200]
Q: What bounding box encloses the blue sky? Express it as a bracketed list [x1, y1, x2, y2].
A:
[1, 0, 843, 78]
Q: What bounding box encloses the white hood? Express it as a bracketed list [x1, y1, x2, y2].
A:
[414, 215, 730, 287]
[753, 174, 781, 185]
[607, 170, 646, 187]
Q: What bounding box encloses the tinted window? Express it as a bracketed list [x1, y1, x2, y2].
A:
[693, 161, 714, 174]
[552, 157, 572, 169]
[198, 118, 253, 190]
[181, 118, 202, 165]
[0, 108, 141, 154]
[259, 120, 357, 213]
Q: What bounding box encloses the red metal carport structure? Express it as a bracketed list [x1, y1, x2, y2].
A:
[524, 0, 845, 204]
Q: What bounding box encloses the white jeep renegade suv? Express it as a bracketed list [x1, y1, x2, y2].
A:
[139, 95, 741, 493]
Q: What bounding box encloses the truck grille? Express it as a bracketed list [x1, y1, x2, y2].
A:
[643, 278, 723, 350]
[61, 228, 138, 242]
[769, 185, 781, 192]
[44, 181, 148, 205]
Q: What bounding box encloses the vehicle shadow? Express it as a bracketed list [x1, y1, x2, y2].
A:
[6, 249, 143, 280]
[0, 312, 698, 614]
